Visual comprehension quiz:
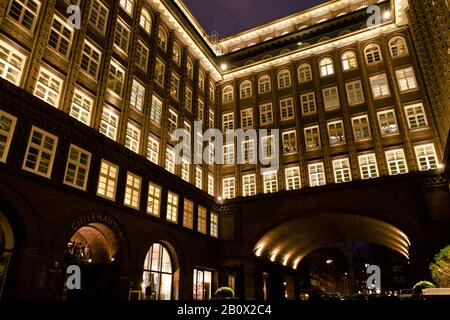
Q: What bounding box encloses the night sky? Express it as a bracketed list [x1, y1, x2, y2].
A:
[183, 0, 329, 38]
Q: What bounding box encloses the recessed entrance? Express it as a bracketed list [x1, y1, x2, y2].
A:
[0, 211, 14, 300]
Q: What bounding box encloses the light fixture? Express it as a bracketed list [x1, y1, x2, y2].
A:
[383, 11, 391, 19]
[88, 259, 92, 263]
[326, 259, 333, 264]
[111, 257, 115, 262]
[217, 196, 223, 202]
[220, 63, 228, 71]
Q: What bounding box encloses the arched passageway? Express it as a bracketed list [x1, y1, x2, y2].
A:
[0, 210, 14, 300]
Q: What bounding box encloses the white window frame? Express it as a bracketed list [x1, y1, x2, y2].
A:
[341, 51, 358, 71]
[377, 109, 399, 136]
[259, 103, 273, 126]
[358, 154, 379, 179]
[414, 144, 439, 171]
[124, 172, 141, 209]
[147, 135, 159, 164]
[319, 57, 334, 77]
[48, 14, 74, 57]
[332, 158, 351, 183]
[154, 59, 165, 87]
[0, 39, 27, 85]
[107, 60, 125, 97]
[135, 40, 149, 71]
[345, 80, 365, 105]
[0, 110, 17, 163]
[279, 97, 295, 121]
[130, 78, 145, 111]
[147, 182, 161, 216]
[70, 89, 93, 126]
[80, 39, 101, 79]
[150, 95, 163, 125]
[364, 44, 382, 64]
[210, 212, 219, 238]
[396, 67, 418, 92]
[222, 177, 235, 199]
[140, 8, 152, 33]
[222, 86, 234, 104]
[241, 108, 253, 129]
[89, 0, 109, 34]
[240, 80, 252, 99]
[165, 146, 175, 174]
[96, 160, 119, 200]
[370, 74, 390, 98]
[385, 149, 408, 175]
[285, 166, 301, 190]
[263, 171, 278, 194]
[242, 174, 256, 197]
[304, 126, 321, 150]
[352, 115, 371, 141]
[63, 144, 91, 190]
[99, 106, 119, 141]
[222, 112, 234, 131]
[308, 163, 326, 187]
[34, 67, 64, 108]
[298, 63, 312, 83]
[195, 166, 203, 189]
[405, 103, 428, 130]
[208, 174, 214, 196]
[114, 19, 130, 53]
[120, 0, 134, 15]
[322, 86, 340, 110]
[300, 92, 316, 115]
[166, 192, 179, 223]
[125, 122, 141, 154]
[282, 130, 297, 154]
[277, 69, 291, 89]
[7, 0, 42, 32]
[327, 120, 346, 146]
[258, 75, 271, 94]
[389, 36, 408, 58]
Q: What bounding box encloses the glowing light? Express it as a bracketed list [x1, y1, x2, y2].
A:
[326, 259, 333, 264]
[254, 246, 264, 257]
[270, 251, 278, 262]
[111, 257, 115, 262]
[293, 258, 301, 270]
[220, 64, 228, 71]
[283, 255, 290, 266]
[383, 11, 391, 19]
[217, 196, 223, 202]
[88, 259, 92, 263]
[437, 163, 444, 169]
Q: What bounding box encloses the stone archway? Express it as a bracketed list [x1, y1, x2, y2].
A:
[0, 210, 14, 300]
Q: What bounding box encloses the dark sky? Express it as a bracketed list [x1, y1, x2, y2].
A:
[183, 0, 328, 38]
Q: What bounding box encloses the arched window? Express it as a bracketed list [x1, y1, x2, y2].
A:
[277, 69, 291, 89]
[258, 75, 271, 94]
[319, 57, 334, 77]
[186, 57, 194, 78]
[142, 243, 173, 300]
[297, 63, 312, 83]
[140, 8, 152, 33]
[389, 36, 408, 58]
[364, 44, 382, 64]
[172, 43, 181, 65]
[341, 50, 358, 71]
[222, 85, 234, 104]
[240, 80, 252, 98]
[198, 71, 205, 91]
[157, 27, 168, 51]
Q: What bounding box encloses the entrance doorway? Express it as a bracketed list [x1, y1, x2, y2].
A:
[0, 211, 14, 300]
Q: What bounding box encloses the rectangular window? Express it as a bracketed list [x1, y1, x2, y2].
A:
[0, 39, 27, 85]
[147, 182, 161, 216]
[222, 112, 234, 131]
[261, 135, 274, 160]
[124, 172, 141, 209]
[147, 136, 159, 164]
[34, 67, 64, 107]
[345, 80, 364, 105]
[107, 60, 125, 96]
[304, 126, 321, 150]
[195, 166, 203, 189]
[209, 83, 215, 102]
[125, 122, 141, 154]
[386, 149, 408, 175]
[208, 110, 214, 129]
[197, 99, 205, 122]
[241, 139, 255, 164]
[166, 192, 179, 223]
[208, 174, 214, 196]
[198, 206, 207, 234]
[285, 166, 301, 190]
[405, 103, 428, 129]
[193, 269, 213, 300]
[155, 59, 165, 87]
[114, 19, 130, 53]
[210, 212, 219, 238]
[80, 40, 101, 79]
[183, 199, 194, 229]
[48, 15, 74, 57]
[414, 144, 439, 171]
[170, 72, 180, 100]
[352, 115, 371, 141]
[308, 163, 325, 187]
[97, 160, 119, 200]
[279, 97, 294, 121]
[69, 89, 92, 126]
[99, 106, 119, 141]
[241, 108, 253, 129]
[377, 110, 398, 136]
[370, 74, 390, 98]
[167, 109, 178, 135]
[328, 121, 346, 146]
[119, 0, 134, 15]
[396, 67, 418, 92]
[282, 130, 297, 154]
[130, 79, 145, 111]
[23, 127, 58, 178]
[181, 160, 190, 182]
[150, 95, 162, 125]
[322, 87, 340, 110]
[135, 40, 149, 71]
[263, 171, 278, 193]
[8, 0, 41, 31]
[90, 0, 109, 33]
[242, 174, 256, 196]
[300, 92, 316, 115]
[332, 158, 351, 183]
[64, 145, 91, 190]
[165, 147, 175, 174]
[260, 103, 273, 125]
[223, 177, 235, 199]
[185, 87, 193, 112]
[223, 144, 234, 165]
[358, 154, 379, 179]
[0, 110, 17, 163]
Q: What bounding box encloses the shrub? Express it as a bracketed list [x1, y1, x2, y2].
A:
[412, 281, 435, 294]
[215, 287, 235, 299]
[430, 245, 450, 288]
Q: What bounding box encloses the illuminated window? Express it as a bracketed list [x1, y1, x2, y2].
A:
[0, 39, 27, 85]
[241, 138, 255, 164]
[351, 115, 371, 141]
[124, 172, 141, 209]
[396, 67, 418, 92]
[81, 40, 101, 78]
[304, 126, 321, 150]
[119, 0, 134, 15]
[64, 145, 91, 190]
[7, 0, 41, 32]
[364, 44, 382, 64]
[197, 98, 204, 122]
[405, 103, 428, 129]
[263, 171, 278, 193]
[166, 192, 178, 223]
[258, 75, 271, 94]
[322, 86, 340, 110]
[150, 95, 162, 125]
[241, 108, 253, 129]
[370, 74, 390, 98]
[259, 103, 273, 125]
[114, 19, 130, 53]
[222, 177, 235, 199]
[279, 97, 294, 121]
[222, 112, 234, 131]
[107, 60, 125, 96]
[172, 43, 181, 65]
[167, 109, 178, 135]
[308, 163, 325, 187]
[282, 130, 297, 154]
[140, 8, 152, 33]
[300, 92, 316, 115]
[170, 72, 180, 100]
[242, 174, 256, 196]
[198, 206, 207, 234]
[222, 86, 234, 103]
[0, 110, 17, 163]
[99, 106, 119, 141]
[48, 15, 73, 57]
[96, 160, 118, 200]
[70, 89, 93, 125]
[341, 51, 358, 71]
[181, 159, 190, 182]
[209, 82, 215, 102]
[183, 199, 194, 229]
[195, 166, 203, 189]
[135, 41, 149, 71]
[208, 174, 214, 196]
[285, 166, 301, 190]
[327, 121, 345, 146]
[345, 80, 364, 105]
[389, 36, 408, 58]
[223, 144, 234, 165]
[186, 57, 194, 78]
[319, 57, 334, 77]
[261, 135, 275, 160]
[193, 268, 212, 300]
[130, 79, 145, 111]
[155, 59, 165, 87]
[165, 146, 175, 174]
[277, 69, 291, 89]
[377, 110, 398, 136]
[210, 212, 219, 238]
[332, 158, 351, 183]
[385, 149, 408, 175]
[198, 71, 205, 91]
[147, 136, 159, 164]
[142, 243, 173, 300]
[208, 109, 215, 129]
[240, 80, 252, 98]
[147, 182, 161, 216]
[414, 144, 439, 171]
[125, 122, 141, 154]
[89, 0, 108, 33]
[358, 154, 379, 179]
[34, 67, 64, 108]
[184, 87, 193, 112]
[297, 63, 312, 83]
